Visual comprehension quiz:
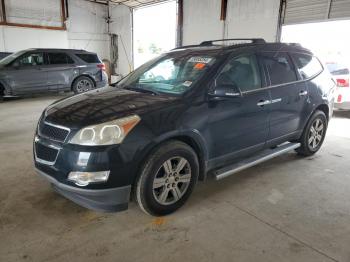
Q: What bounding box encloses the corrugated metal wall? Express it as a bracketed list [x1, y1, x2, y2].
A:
[283, 0, 350, 25]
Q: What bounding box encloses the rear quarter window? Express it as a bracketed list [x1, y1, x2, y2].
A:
[290, 53, 323, 79]
[75, 53, 100, 63]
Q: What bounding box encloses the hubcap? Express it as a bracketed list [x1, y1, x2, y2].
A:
[308, 118, 324, 149]
[152, 157, 192, 205]
[76, 79, 93, 93]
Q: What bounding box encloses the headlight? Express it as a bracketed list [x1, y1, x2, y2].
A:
[69, 115, 140, 146]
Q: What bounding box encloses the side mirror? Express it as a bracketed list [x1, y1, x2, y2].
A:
[208, 84, 242, 99]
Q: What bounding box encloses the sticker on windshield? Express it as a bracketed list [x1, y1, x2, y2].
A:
[188, 57, 212, 64]
[182, 81, 193, 87]
[194, 63, 206, 70]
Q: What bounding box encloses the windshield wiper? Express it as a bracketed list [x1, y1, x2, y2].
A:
[124, 86, 160, 96]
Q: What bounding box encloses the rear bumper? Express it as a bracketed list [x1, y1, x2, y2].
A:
[36, 168, 131, 212]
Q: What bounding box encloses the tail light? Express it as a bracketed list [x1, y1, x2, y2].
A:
[336, 78, 349, 87]
[97, 63, 106, 71]
[337, 94, 342, 103]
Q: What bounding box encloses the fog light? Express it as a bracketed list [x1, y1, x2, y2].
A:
[68, 171, 110, 187]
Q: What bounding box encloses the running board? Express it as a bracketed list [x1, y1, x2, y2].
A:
[214, 142, 301, 181]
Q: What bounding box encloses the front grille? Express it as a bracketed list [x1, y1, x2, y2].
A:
[35, 142, 59, 164]
[39, 122, 70, 142]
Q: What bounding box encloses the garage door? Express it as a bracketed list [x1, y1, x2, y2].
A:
[283, 0, 350, 25]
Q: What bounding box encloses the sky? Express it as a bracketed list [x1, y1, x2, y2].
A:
[133, 1, 177, 68]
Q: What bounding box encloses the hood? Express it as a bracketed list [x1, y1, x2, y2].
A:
[44, 87, 179, 128]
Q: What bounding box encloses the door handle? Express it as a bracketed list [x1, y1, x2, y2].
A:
[257, 100, 271, 107]
[299, 90, 308, 96]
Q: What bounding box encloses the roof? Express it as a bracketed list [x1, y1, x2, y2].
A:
[24, 48, 95, 53]
[172, 41, 313, 55]
[89, 0, 169, 8]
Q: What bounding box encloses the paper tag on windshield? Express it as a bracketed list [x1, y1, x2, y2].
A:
[188, 57, 212, 64]
[183, 81, 193, 87]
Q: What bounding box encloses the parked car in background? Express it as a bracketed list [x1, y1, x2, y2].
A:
[0, 49, 108, 99]
[326, 62, 350, 110]
[0, 52, 12, 60]
[34, 39, 335, 216]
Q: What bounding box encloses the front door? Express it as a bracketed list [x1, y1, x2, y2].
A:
[6, 52, 48, 94]
[207, 53, 271, 164]
[258, 51, 309, 143]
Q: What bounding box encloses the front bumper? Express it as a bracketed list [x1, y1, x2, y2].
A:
[36, 168, 131, 212]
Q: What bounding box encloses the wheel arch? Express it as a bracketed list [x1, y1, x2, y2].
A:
[132, 131, 209, 193]
[315, 104, 330, 121]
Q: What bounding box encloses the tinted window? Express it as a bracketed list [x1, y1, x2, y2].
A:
[48, 53, 74, 64]
[75, 54, 100, 63]
[216, 54, 261, 92]
[16, 53, 44, 66]
[291, 53, 323, 79]
[261, 52, 297, 85]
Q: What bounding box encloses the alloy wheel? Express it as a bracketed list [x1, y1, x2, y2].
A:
[76, 79, 93, 93]
[152, 157, 192, 205]
[308, 118, 324, 149]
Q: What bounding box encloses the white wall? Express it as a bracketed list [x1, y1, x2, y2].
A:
[183, 0, 281, 45]
[67, 0, 110, 60]
[109, 4, 133, 77]
[0, 0, 110, 60]
[183, 0, 224, 45]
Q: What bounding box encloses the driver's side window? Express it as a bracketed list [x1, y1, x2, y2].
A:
[216, 54, 261, 92]
[15, 52, 44, 67]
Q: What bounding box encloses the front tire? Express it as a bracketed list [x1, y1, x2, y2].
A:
[135, 141, 199, 216]
[296, 110, 328, 156]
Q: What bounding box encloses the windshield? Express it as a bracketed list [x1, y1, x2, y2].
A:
[118, 53, 217, 95]
[0, 50, 27, 66]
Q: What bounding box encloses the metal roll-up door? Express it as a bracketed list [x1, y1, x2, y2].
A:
[329, 0, 350, 19]
[283, 0, 350, 25]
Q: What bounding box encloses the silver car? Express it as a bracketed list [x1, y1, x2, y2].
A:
[0, 49, 108, 98]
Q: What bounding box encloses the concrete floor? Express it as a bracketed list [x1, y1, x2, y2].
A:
[1, 95, 350, 262]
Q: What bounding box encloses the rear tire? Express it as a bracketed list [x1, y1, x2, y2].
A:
[135, 141, 199, 216]
[296, 110, 328, 156]
[72, 76, 95, 94]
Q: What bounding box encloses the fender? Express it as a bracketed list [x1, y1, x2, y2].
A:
[130, 129, 210, 184]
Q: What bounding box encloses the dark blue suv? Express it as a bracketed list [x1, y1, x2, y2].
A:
[33, 39, 335, 216]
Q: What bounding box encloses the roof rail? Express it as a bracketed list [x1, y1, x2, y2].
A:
[200, 38, 266, 46]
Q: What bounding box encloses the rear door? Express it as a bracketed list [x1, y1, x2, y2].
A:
[6, 52, 48, 94]
[45, 52, 77, 91]
[258, 51, 309, 144]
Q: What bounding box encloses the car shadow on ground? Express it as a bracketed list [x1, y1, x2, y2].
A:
[333, 110, 350, 119]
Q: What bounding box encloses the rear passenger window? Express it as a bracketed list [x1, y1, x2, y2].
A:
[291, 53, 323, 79]
[48, 53, 74, 64]
[75, 54, 100, 63]
[261, 52, 297, 85]
[216, 54, 261, 92]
